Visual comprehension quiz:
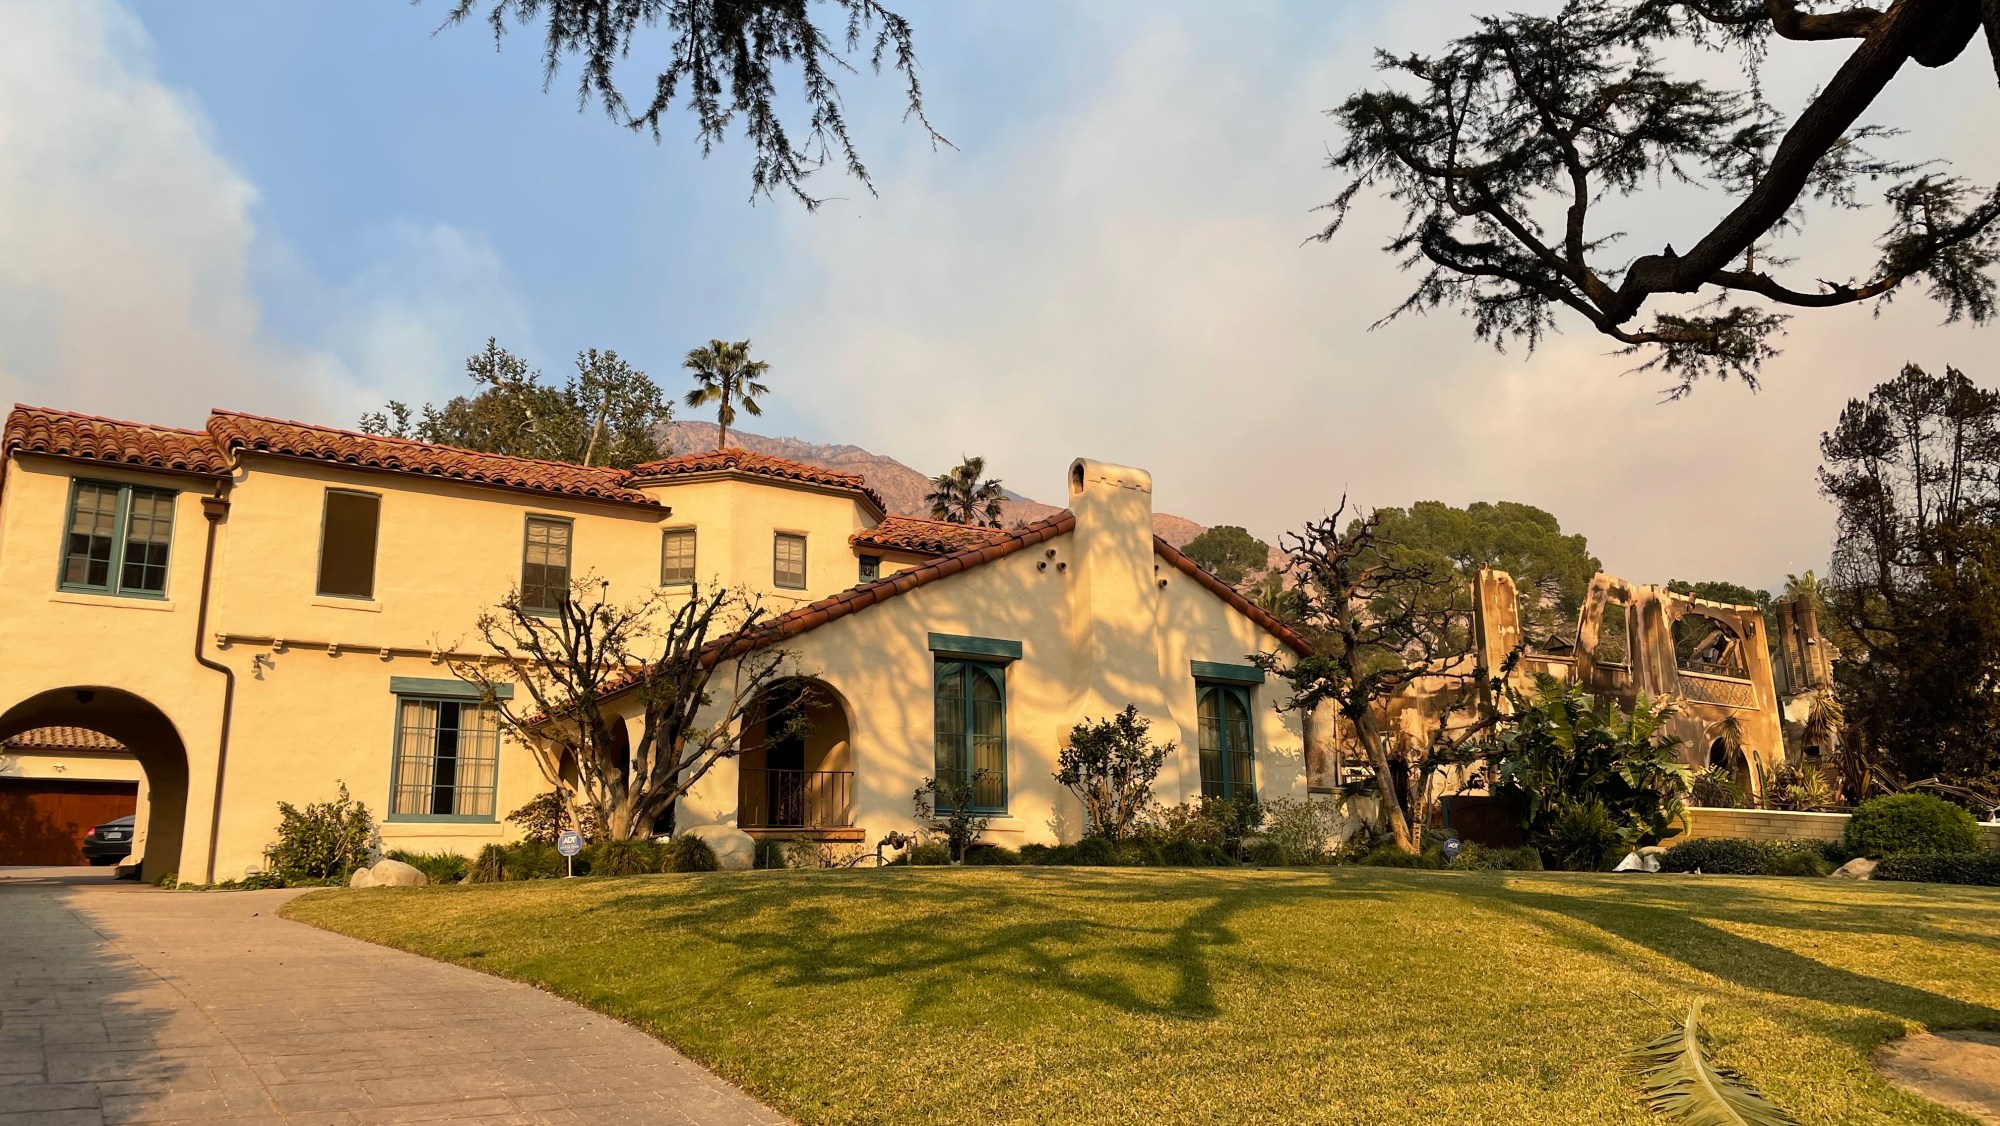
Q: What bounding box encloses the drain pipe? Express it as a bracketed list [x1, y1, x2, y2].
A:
[194, 492, 235, 884]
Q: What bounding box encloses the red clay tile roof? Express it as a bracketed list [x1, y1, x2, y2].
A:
[5, 405, 231, 478]
[850, 515, 1012, 556]
[2, 726, 126, 752]
[206, 410, 659, 507]
[631, 447, 885, 516]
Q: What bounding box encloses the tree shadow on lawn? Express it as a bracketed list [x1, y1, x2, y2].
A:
[1435, 874, 2000, 1034]
[596, 868, 1389, 1024]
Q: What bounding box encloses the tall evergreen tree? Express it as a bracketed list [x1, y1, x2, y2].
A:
[925, 456, 1006, 527]
[682, 340, 771, 450]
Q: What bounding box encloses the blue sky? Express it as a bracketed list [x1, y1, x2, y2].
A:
[2, 1, 1996, 588]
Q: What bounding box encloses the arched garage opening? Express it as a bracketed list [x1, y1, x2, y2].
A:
[0, 687, 192, 883]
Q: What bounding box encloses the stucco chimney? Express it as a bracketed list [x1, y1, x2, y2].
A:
[1065, 459, 1164, 723]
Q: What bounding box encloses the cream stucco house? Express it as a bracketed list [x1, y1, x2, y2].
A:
[0, 405, 1307, 881]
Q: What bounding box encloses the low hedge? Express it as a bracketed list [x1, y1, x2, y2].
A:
[1843, 793, 1983, 858]
[1657, 837, 1841, 877]
[1873, 850, 2000, 886]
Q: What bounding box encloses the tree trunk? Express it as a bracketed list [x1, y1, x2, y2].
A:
[1353, 709, 1416, 851]
[717, 388, 731, 449]
[1984, 0, 2000, 85]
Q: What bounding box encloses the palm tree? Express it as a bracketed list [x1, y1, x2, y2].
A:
[926, 456, 1005, 527]
[681, 339, 770, 449]
[1783, 570, 1825, 611]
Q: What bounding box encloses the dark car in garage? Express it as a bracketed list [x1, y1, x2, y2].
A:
[81, 815, 135, 865]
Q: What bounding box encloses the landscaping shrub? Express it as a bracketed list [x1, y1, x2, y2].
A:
[1539, 801, 1626, 871]
[963, 844, 1021, 866]
[1243, 839, 1286, 866]
[1054, 706, 1172, 842]
[1357, 845, 1439, 869]
[505, 791, 569, 845]
[753, 839, 788, 869]
[267, 782, 375, 883]
[663, 835, 719, 872]
[1843, 793, 1983, 858]
[1446, 843, 1544, 871]
[1018, 843, 1069, 866]
[1260, 797, 1343, 865]
[1657, 837, 1834, 876]
[1159, 839, 1232, 866]
[386, 849, 470, 885]
[906, 841, 953, 866]
[1874, 850, 2000, 886]
[1071, 836, 1121, 866]
[583, 838, 661, 877]
[469, 840, 567, 882]
[469, 843, 508, 883]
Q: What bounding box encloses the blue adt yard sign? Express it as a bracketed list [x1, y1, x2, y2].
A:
[1442, 838, 1463, 860]
[557, 830, 583, 877]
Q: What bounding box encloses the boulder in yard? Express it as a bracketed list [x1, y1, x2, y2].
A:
[368, 858, 429, 887]
[1833, 857, 1877, 880]
[349, 868, 377, 888]
[682, 824, 756, 871]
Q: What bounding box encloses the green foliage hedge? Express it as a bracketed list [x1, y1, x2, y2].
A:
[463, 836, 717, 881]
[1843, 794, 1983, 858]
[1657, 837, 1840, 876]
[1873, 850, 2000, 886]
[385, 849, 470, 884]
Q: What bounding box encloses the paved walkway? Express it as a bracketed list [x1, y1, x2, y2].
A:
[0, 870, 787, 1125]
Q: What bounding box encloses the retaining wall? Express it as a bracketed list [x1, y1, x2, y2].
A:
[1680, 806, 2000, 850]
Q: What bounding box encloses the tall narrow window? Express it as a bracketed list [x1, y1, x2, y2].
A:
[61, 480, 176, 597]
[391, 697, 500, 819]
[317, 489, 381, 599]
[661, 528, 697, 585]
[934, 659, 1007, 813]
[522, 516, 572, 612]
[1197, 683, 1255, 800]
[858, 554, 881, 583]
[773, 532, 807, 590]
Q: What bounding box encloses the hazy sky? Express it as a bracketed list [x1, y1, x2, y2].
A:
[1, 1, 1994, 590]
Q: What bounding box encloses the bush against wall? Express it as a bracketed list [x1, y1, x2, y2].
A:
[1055, 706, 1172, 842]
[385, 849, 470, 885]
[1259, 797, 1345, 865]
[914, 770, 994, 862]
[505, 792, 570, 845]
[1658, 838, 1838, 877]
[1843, 793, 1983, 858]
[267, 782, 376, 882]
[1874, 850, 2000, 886]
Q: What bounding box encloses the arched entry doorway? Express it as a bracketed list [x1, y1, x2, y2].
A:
[737, 678, 854, 833]
[1705, 729, 1760, 802]
[0, 687, 192, 883]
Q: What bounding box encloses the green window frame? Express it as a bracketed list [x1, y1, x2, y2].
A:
[661, 527, 697, 585]
[773, 532, 807, 590]
[521, 516, 572, 613]
[388, 695, 501, 822]
[1197, 682, 1255, 800]
[59, 479, 176, 598]
[933, 658, 1008, 813]
[857, 553, 881, 583]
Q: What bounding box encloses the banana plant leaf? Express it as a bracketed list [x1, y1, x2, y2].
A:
[1628, 1000, 1800, 1126]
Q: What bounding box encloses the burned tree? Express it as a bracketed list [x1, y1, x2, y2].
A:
[453, 575, 801, 840]
[1257, 499, 1509, 851]
[1323, 0, 2000, 393]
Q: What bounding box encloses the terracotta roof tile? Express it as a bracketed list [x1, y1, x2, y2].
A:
[5, 405, 231, 477]
[205, 410, 658, 507]
[850, 515, 1012, 556]
[631, 447, 885, 515]
[2, 726, 125, 752]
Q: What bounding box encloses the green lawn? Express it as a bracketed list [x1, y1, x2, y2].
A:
[282, 868, 2000, 1125]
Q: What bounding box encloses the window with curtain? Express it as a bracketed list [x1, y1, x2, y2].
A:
[773, 532, 807, 590]
[317, 489, 380, 599]
[933, 659, 1007, 813]
[1197, 683, 1255, 800]
[521, 516, 572, 612]
[391, 697, 500, 819]
[661, 527, 697, 585]
[61, 480, 176, 597]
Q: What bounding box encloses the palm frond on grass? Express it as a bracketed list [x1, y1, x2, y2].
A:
[1629, 1000, 1799, 1125]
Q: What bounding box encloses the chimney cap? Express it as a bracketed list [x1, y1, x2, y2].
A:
[1067, 458, 1152, 498]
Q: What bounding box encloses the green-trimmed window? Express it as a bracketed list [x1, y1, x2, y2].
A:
[773, 532, 807, 590]
[521, 516, 572, 612]
[1197, 682, 1255, 800]
[934, 659, 1007, 813]
[661, 527, 697, 585]
[61, 480, 175, 598]
[858, 553, 881, 583]
[390, 697, 500, 820]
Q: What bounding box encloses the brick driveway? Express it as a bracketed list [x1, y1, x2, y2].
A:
[0, 868, 786, 1125]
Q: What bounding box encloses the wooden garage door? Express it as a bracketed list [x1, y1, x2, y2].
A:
[0, 779, 139, 866]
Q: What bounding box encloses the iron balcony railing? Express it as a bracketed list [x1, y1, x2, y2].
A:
[739, 768, 855, 829]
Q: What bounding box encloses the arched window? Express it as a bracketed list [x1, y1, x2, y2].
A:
[934, 660, 1007, 813]
[1197, 683, 1255, 800]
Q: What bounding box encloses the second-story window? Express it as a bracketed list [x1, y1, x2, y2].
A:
[858, 554, 881, 583]
[522, 516, 572, 612]
[317, 489, 381, 599]
[661, 528, 697, 586]
[773, 532, 807, 590]
[62, 480, 176, 598]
